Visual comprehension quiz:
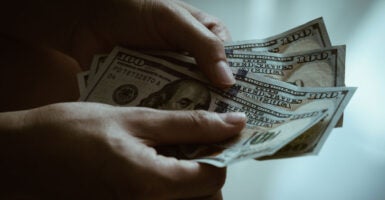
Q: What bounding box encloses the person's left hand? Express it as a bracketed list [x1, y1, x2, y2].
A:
[1, 102, 246, 199]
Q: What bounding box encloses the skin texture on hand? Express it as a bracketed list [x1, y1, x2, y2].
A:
[0, 102, 246, 199]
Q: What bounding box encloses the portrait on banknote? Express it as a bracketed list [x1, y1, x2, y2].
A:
[138, 79, 211, 110]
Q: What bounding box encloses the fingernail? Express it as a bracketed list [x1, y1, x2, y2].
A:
[214, 60, 235, 86]
[218, 112, 246, 125]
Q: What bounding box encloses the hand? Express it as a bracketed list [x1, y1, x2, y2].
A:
[87, 0, 235, 87]
[1, 0, 234, 88]
[0, 102, 246, 199]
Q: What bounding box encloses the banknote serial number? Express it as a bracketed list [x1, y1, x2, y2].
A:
[109, 65, 161, 86]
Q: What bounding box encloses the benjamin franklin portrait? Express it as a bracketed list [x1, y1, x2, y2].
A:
[138, 79, 211, 110]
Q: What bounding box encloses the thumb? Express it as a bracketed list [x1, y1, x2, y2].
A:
[127, 108, 246, 145]
[153, 2, 235, 88]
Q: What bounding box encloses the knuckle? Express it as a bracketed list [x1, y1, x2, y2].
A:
[206, 35, 224, 46]
[188, 110, 212, 128]
[202, 37, 227, 60]
[209, 16, 223, 27]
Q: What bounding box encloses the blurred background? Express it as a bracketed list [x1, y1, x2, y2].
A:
[183, 0, 385, 199]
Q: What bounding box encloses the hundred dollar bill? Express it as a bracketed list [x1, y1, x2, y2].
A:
[227, 46, 346, 128]
[147, 46, 346, 127]
[226, 46, 345, 87]
[233, 73, 354, 158]
[141, 49, 353, 157]
[80, 48, 323, 128]
[80, 46, 355, 164]
[225, 17, 331, 53]
[147, 46, 345, 88]
[150, 51, 353, 156]
[193, 109, 327, 167]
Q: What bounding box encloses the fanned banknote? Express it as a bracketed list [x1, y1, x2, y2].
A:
[225, 17, 331, 53]
[225, 17, 345, 127]
[79, 47, 355, 166]
[135, 48, 352, 158]
[145, 45, 345, 88]
[77, 18, 355, 164]
[226, 46, 345, 87]
[146, 45, 346, 126]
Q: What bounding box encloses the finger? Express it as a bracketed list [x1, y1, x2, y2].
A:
[108, 139, 227, 198]
[153, 3, 235, 87]
[173, 0, 232, 42]
[126, 108, 246, 145]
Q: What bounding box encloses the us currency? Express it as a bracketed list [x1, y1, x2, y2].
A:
[80, 47, 326, 128]
[226, 46, 345, 87]
[183, 73, 355, 162]
[193, 110, 327, 167]
[147, 45, 345, 88]
[81, 46, 347, 158]
[149, 45, 346, 130]
[77, 17, 348, 159]
[143, 48, 350, 158]
[235, 74, 354, 158]
[226, 17, 345, 135]
[225, 17, 331, 53]
[147, 49, 351, 157]
[80, 46, 355, 166]
[226, 45, 346, 129]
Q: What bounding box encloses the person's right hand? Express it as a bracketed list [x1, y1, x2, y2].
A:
[1, 0, 235, 111]
[0, 102, 246, 199]
[1, 0, 234, 88]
